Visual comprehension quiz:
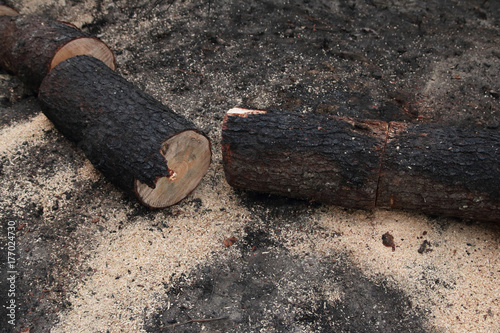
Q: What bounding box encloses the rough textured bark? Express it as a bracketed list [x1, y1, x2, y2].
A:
[0, 1, 18, 16]
[376, 122, 500, 222]
[0, 14, 115, 90]
[222, 108, 388, 209]
[222, 108, 500, 222]
[39, 55, 211, 208]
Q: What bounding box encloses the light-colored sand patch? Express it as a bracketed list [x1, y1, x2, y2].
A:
[77, 159, 102, 183]
[34, 159, 104, 214]
[52, 165, 250, 332]
[0, 113, 54, 157]
[0, 122, 102, 216]
[15, 0, 66, 14]
[284, 207, 500, 332]
[14, 0, 96, 28]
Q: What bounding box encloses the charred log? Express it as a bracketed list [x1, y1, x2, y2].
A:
[222, 107, 500, 222]
[222, 107, 388, 209]
[376, 122, 500, 222]
[0, 14, 115, 90]
[39, 55, 211, 208]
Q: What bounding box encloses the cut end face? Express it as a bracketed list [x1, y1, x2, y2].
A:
[0, 5, 18, 16]
[51, 37, 116, 71]
[134, 130, 211, 209]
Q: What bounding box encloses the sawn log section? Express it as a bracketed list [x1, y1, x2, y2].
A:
[39, 56, 211, 208]
[378, 123, 500, 222]
[222, 108, 500, 222]
[0, 14, 115, 90]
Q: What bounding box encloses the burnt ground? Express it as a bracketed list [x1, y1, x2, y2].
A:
[145, 224, 426, 333]
[1, 0, 500, 332]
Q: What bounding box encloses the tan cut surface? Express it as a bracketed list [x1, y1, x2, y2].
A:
[135, 130, 211, 208]
[51, 37, 116, 71]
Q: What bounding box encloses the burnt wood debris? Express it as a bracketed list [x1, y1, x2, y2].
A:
[1, 5, 498, 220]
[0, 14, 115, 91]
[39, 56, 211, 208]
[222, 108, 500, 222]
[1, 7, 211, 208]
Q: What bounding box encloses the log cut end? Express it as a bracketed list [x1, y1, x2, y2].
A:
[0, 4, 18, 16]
[51, 37, 116, 71]
[135, 130, 211, 208]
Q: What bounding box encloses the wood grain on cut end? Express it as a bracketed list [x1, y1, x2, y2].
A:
[51, 37, 116, 71]
[135, 130, 211, 208]
[39, 55, 211, 209]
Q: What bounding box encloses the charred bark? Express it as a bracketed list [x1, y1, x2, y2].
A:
[222, 108, 500, 222]
[222, 107, 387, 209]
[376, 122, 500, 222]
[39, 55, 211, 208]
[0, 14, 115, 90]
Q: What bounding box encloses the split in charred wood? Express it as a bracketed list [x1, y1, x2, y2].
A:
[376, 122, 500, 222]
[222, 107, 500, 222]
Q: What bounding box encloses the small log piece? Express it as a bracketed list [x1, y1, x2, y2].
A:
[222, 107, 388, 209]
[0, 14, 115, 90]
[222, 108, 500, 222]
[0, 1, 18, 16]
[376, 122, 500, 222]
[39, 56, 211, 208]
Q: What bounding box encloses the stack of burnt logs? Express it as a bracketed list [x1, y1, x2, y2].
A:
[0, 3, 211, 208]
[1, 2, 498, 221]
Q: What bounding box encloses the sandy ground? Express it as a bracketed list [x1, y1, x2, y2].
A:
[1, 1, 499, 332]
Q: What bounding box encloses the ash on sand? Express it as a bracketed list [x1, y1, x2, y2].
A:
[1, 0, 500, 332]
[146, 233, 426, 332]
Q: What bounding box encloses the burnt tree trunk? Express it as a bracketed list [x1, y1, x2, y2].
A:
[0, 1, 18, 16]
[376, 122, 500, 222]
[222, 107, 388, 209]
[39, 55, 212, 208]
[222, 108, 500, 222]
[0, 14, 115, 90]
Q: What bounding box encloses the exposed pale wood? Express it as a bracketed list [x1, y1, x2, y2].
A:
[0, 6, 17, 16]
[226, 107, 267, 117]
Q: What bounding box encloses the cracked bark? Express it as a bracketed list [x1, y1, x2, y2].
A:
[39, 55, 211, 208]
[222, 107, 387, 210]
[0, 14, 115, 91]
[222, 107, 500, 222]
